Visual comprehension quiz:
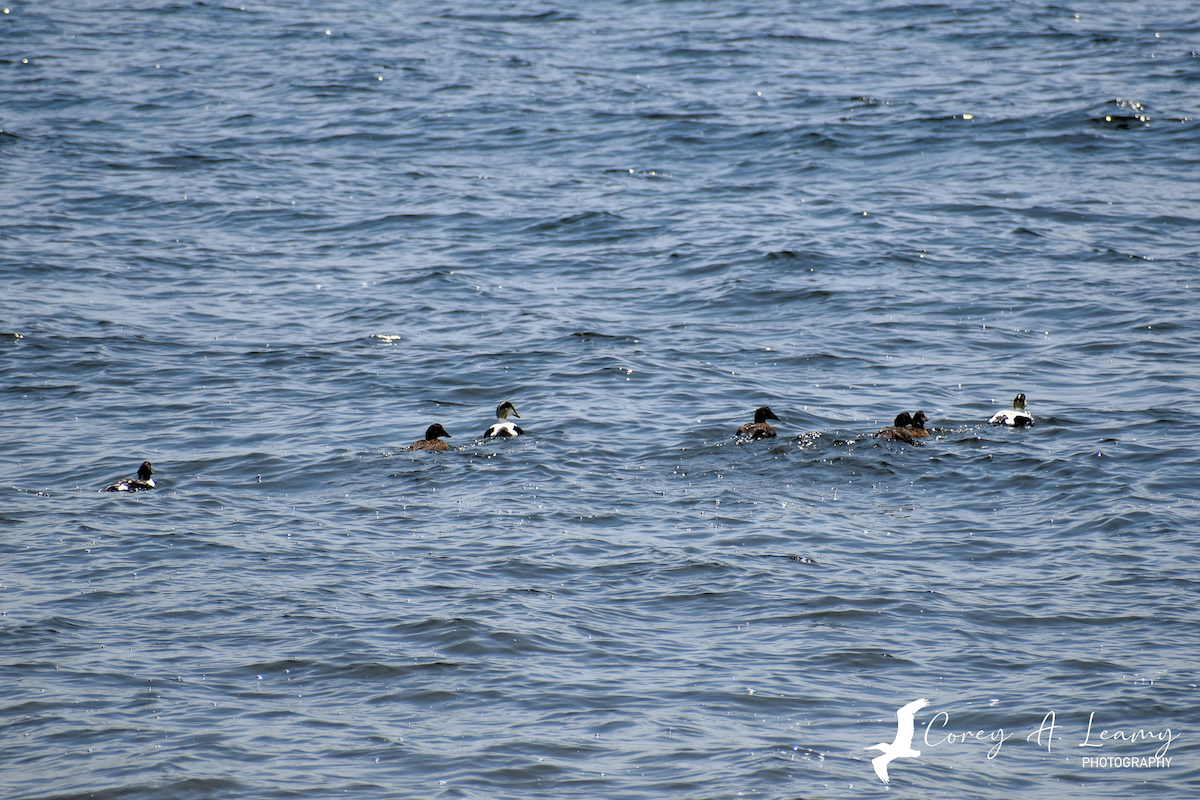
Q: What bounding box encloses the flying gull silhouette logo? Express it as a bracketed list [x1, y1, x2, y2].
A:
[865, 698, 930, 784]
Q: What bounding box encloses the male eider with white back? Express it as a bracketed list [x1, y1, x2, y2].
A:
[989, 393, 1034, 427]
[411, 424, 452, 451]
[103, 461, 156, 492]
[737, 406, 780, 440]
[483, 401, 524, 438]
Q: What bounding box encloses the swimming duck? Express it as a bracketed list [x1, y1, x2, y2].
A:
[483, 401, 524, 438]
[876, 413, 917, 443]
[410, 423, 452, 451]
[989, 393, 1034, 427]
[103, 461, 155, 492]
[737, 406, 780, 439]
[907, 410, 930, 438]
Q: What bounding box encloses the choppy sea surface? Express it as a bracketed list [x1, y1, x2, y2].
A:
[3, 1, 1200, 797]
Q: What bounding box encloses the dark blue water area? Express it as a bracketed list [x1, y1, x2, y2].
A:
[3, 1, 1200, 797]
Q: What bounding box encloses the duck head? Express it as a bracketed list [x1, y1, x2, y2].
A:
[753, 406, 781, 424]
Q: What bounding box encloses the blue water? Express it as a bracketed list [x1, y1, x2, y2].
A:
[4, 1, 1200, 797]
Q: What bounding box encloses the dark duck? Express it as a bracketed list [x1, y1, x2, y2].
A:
[737, 406, 780, 440]
[875, 413, 917, 444]
[103, 461, 156, 492]
[906, 410, 930, 438]
[410, 423, 452, 451]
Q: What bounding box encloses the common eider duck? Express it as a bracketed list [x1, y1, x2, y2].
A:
[737, 406, 780, 440]
[410, 424, 452, 451]
[907, 410, 930, 438]
[989, 393, 1034, 427]
[876, 413, 917, 443]
[103, 461, 155, 492]
[483, 401, 524, 438]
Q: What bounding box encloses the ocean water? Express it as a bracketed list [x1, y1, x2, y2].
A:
[3, 1, 1200, 797]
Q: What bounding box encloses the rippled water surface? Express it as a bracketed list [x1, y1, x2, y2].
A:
[4, 1, 1200, 797]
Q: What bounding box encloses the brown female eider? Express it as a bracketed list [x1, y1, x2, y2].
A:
[737, 406, 780, 440]
[875, 413, 917, 444]
[410, 424, 452, 451]
[907, 410, 930, 438]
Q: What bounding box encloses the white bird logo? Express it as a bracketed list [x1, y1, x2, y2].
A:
[865, 698, 930, 784]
